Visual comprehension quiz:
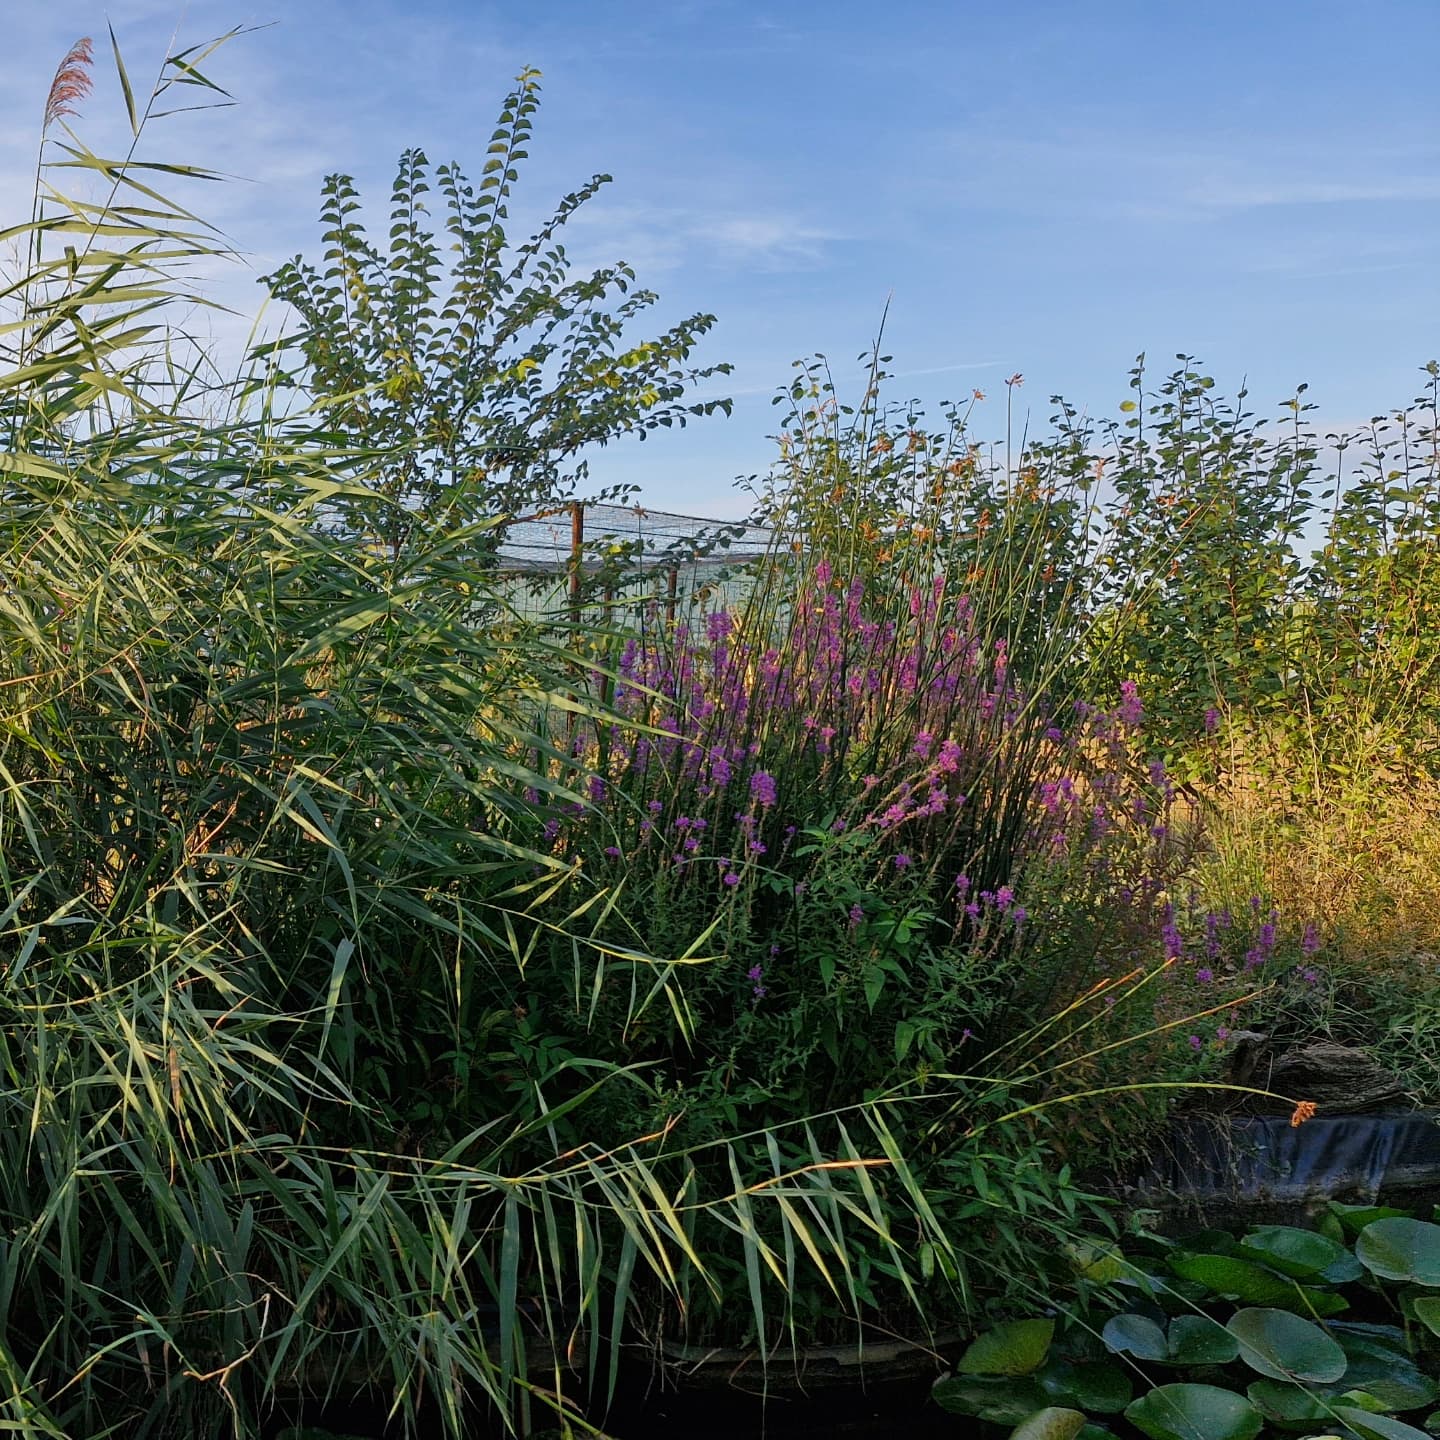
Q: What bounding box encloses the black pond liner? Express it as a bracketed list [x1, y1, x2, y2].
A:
[1125, 1108, 1440, 1222]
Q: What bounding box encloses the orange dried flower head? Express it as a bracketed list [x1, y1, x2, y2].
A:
[1290, 1100, 1317, 1128]
[44, 37, 93, 131]
[972, 388, 986, 402]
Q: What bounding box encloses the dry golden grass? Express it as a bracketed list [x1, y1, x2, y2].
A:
[1195, 712, 1440, 975]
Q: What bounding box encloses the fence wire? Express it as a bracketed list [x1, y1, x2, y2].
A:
[497, 502, 780, 574]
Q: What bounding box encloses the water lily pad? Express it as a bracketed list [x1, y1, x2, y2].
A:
[1167, 1253, 1348, 1316]
[1124, 1383, 1263, 1440]
[1329, 1202, 1412, 1237]
[1167, 1315, 1240, 1366]
[959, 1319, 1055, 1375]
[934, 1374, 1048, 1423]
[1246, 1378, 1335, 1429]
[1238, 1225, 1362, 1283]
[1334, 1407, 1435, 1440]
[1102, 1313, 1168, 1361]
[1411, 1294, 1440, 1338]
[1356, 1217, 1440, 1286]
[1226, 1307, 1347, 1384]
[1040, 1359, 1133, 1414]
[1009, 1407, 1087, 1440]
[1329, 1324, 1439, 1411]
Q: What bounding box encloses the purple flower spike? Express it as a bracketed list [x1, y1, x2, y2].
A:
[1118, 679, 1143, 728]
[750, 771, 778, 807]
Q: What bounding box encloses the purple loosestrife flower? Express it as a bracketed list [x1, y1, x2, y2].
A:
[894, 853, 912, 869]
[1302, 921, 1321, 956]
[1162, 909, 1184, 960]
[588, 775, 607, 804]
[1011, 906, 1027, 927]
[994, 885, 1015, 911]
[1118, 680, 1143, 728]
[1196, 967, 1213, 983]
[1204, 706, 1221, 734]
[913, 730, 934, 760]
[955, 874, 970, 895]
[848, 903, 865, 930]
[524, 787, 540, 806]
[1216, 1026, 1231, 1041]
[648, 799, 663, 814]
[603, 846, 622, 858]
[750, 771, 778, 807]
[723, 872, 740, 887]
[1188, 1035, 1203, 1051]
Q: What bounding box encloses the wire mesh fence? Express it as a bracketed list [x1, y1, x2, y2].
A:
[494, 501, 788, 621]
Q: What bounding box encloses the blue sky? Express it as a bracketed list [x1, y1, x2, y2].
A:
[5, 1, 1438, 516]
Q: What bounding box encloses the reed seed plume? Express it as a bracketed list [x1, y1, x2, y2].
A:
[44, 36, 93, 131]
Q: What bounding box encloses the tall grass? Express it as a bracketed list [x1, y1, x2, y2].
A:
[0, 32, 1189, 1438]
[0, 30, 986, 1439]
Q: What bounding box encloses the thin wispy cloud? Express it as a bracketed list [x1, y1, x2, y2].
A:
[1, 0, 1435, 512]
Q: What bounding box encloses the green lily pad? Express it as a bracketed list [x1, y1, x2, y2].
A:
[1226, 1307, 1347, 1384]
[1124, 1383, 1264, 1440]
[1334, 1407, 1435, 1440]
[1411, 1294, 1440, 1338]
[1246, 1378, 1336, 1429]
[1009, 1407, 1087, 1440]
[1068, 1241, 1130, 1284]
[1329, 1324, 1439, 1411]
[934, 1374, 1048, 1423]
[1329, 1202, 1412, 1236]
[1102, 1313, 1168, 1361]
[1040, 1359, 1133, 1414]
[959, 1319, 1056, 1375]
[1238, 1225, 1363, 1283]
[1168, 1315, 1241, 1366]
[1357, 1218, 1440, 1286]
[1167, 1252, 1348, 1316]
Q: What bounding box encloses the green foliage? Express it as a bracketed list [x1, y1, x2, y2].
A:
[259, 68, 731, 549]
[935, 1211, 1440, 1439]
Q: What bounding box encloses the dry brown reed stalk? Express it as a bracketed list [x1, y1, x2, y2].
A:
[43, 36, 94, 132]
